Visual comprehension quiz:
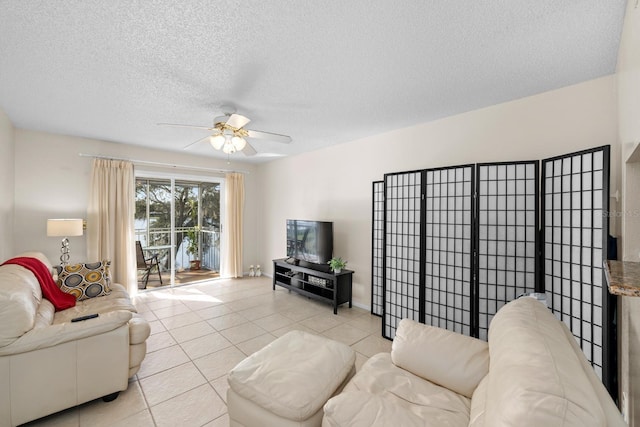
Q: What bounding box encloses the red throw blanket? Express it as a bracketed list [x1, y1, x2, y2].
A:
[2, 256, 76, 311]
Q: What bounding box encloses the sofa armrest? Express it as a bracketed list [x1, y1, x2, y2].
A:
[392, 318, 489, 398]
[0, 310, 133, 356]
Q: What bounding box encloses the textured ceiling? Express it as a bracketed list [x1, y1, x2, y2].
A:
[0, 1, 628, 163]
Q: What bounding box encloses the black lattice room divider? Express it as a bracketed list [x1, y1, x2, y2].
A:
[371, 181, 384, 316]
[541, 146, 614, 395]
[383, 171, 423, 338]
[377, 145, 614, 396]
[476, 161, 539, 340]
[424, 165, 475, 336]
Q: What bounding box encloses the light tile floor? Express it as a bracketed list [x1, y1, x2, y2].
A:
[23, 276, 391, 426]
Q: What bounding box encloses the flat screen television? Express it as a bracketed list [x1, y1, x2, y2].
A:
[286, 219, 333, 269]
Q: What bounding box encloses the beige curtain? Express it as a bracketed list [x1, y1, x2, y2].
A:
[87, 159, 137, 295]
[223, 172, 244, 278]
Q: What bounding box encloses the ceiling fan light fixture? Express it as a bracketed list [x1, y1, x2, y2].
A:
[222, 141, 236, 154]
[165, 109, 291, 156]
[209, 134, 225, 150]
[231, 135, 246, 151]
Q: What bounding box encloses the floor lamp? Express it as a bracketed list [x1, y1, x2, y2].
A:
[47, 219, 84, 266]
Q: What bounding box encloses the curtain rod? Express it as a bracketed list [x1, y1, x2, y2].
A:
[77, 153, 250, 174]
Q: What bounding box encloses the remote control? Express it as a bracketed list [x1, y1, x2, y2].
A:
[71, 313, 99, 322]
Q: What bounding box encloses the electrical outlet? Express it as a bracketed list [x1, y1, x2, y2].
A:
[622, 391, 629, 424]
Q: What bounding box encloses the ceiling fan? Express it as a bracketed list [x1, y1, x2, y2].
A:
[158, 107, 292, 156]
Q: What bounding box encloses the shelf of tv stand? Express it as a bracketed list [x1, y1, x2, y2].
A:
[272, 258, 353, 315]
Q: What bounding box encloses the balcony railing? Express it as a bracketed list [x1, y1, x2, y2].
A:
[135, 227, 220, 272]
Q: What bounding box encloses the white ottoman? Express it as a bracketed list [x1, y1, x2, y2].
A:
[227, 330, 356, 427]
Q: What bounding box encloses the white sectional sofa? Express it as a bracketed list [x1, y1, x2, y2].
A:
[323, 297, 625, 427]
[0, 252, 150, 427]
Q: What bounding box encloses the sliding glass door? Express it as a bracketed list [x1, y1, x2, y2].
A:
[200, 182, 222, 271]
[135, 178, 173, 282]
[135, 175, 224, 288]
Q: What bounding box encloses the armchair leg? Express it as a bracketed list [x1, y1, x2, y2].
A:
[156, 265, 163, 285]
[102, 391, 120, 402]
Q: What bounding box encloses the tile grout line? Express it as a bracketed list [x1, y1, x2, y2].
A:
[64, 277, 382, 427]
[145, 296, 230, 426]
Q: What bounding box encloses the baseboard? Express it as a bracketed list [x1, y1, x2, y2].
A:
[243, 272, 273, 278]
[352, 301, 370, 312]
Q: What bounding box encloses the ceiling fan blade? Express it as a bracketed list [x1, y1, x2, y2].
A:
[246, 129, 292, 144]
[158, 123, 212, 130]
[226, 114, 251, 129]
[242, 141, 257, 156]
[183, 135, 209, 150]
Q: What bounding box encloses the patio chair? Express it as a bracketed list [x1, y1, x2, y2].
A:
[136, 240, 162, 289]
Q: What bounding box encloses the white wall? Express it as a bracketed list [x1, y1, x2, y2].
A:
[0, 110, 15, 261]
[619, 0, 640, 263]
[257, 75, 619, 310]
[616, 1, 640, 423]
[13, 130, 259, 270]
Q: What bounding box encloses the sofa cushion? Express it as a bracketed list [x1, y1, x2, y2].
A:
[392, 318, 489, 398]
[344, 352, 471, 426]
[485, 298, 606, 426]
[56, 261, 112, 301]
[53, 292, 136, 324]
[107, 283, 132, 300]
[323, 391, 426, 427]
[0, 310, 133, 356]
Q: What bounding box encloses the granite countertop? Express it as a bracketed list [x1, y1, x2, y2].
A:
[605, 260, 640, 297]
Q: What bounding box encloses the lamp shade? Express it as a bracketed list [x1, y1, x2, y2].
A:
[47, 219, 84, 237]
[209, 134, 225, 150]
[231, 136, 246, 151]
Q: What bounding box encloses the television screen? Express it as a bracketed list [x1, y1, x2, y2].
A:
[286, 220, 333, 265]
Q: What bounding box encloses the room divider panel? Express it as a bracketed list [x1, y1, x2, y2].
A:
[371, 181, 384, 316]
[383, 171, 422, 338]
[476, 161, 539, 340]
[541, 146, 613, 393]
[424, 165, 474, 336]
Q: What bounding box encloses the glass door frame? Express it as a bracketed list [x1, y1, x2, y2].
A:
[135, 169, 225, 288]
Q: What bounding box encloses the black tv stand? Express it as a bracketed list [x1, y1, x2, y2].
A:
[272, 258, 353, 314]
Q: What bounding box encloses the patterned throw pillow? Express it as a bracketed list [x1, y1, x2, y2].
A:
[55, 260, 112, 301]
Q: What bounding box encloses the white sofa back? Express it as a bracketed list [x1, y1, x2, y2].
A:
[0, 265, 42, 347]
[0, 252, 58, 348]
[483, 298, 608, 426]
[392, 318, 489, 398]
